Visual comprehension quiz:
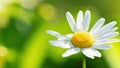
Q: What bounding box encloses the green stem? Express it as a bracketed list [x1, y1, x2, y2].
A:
[82, 54, 86, 68]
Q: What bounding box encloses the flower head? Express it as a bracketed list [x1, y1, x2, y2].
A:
[47, 10, 119, 59]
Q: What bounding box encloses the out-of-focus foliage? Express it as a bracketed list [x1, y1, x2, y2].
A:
[0, 0, 120, 68]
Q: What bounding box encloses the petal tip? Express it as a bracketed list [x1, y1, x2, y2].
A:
[66, 11, 71, 16]
[86, 10, 91, 14]
[46, 30, 51, 34]
[78, 10, 83, 13]
[110, 45, 113, 48]
[112, 21, 117, 24]
[89, 56, 95, 59]
[62, 53, 67, 58]
[101, 18, 105, 21]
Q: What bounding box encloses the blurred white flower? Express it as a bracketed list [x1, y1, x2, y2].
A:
[47, 10, 119, 59]
[20, 0, 39, 9]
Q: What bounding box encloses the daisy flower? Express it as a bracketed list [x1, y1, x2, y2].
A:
[46, 10, 119, 59]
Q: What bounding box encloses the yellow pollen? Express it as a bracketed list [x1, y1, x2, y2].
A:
[71, 31, 94, 48]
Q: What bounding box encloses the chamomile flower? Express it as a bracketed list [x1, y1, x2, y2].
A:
[47, 10, 119, 59]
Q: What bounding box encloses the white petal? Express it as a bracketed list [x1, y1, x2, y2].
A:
[49, 40, 74, 48]
[82, 48, 101, 59]
[76, 10, 83, 31]
[95, 39, 120, 43]
[65, 34, 73, 40]
[93, 44, 112, 50]
[46, 30, 61, 37]
[95, 32, 119, 40]
[92, 21, 117, 36]
[62, 48, 80, 57]
[90, 18, 105, 33]
[59, 42, 74, 48]
[100, 21, 117, 31]
[106, 39, 120, 43]
[58, 34, 73, 41]
[82, 10, 91, 31]
[49, 40, 61, 46]
[93, 27, 118, 38]
[66, 11, 78, 32]
[112, 27, 118, 31]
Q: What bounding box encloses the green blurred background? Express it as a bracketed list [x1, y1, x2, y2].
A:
[0, 0, 120, 68]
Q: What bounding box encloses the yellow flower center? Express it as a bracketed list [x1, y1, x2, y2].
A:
[71, 31, 94, 48]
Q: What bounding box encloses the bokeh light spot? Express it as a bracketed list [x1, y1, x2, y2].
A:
[0, 46, 8, 57]
[38, 3, 56, 21]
